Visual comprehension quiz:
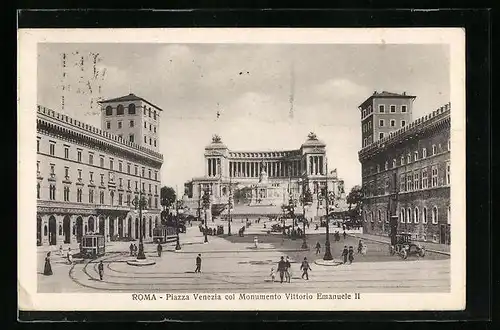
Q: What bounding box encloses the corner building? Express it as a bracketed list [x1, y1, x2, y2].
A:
[358, 91, 451, 244]
[36, 93, 163, 247]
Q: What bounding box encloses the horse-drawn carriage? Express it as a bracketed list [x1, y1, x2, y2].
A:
[389, 233, 426, 259]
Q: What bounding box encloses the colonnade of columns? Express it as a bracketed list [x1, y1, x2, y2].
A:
[308, 155, 325, 175]
[228, 160, 303, 178]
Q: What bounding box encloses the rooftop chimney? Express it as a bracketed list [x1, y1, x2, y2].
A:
[403, 91, 406, 96]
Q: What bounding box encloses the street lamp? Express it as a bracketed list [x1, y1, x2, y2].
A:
[323, 163, 333, 261]
[175, 199, 183, 250]
[133, 189, 148, 260]
[202, 191, 210, 243]
[289, 197, 296, 240]
[227, 176, 233, 236]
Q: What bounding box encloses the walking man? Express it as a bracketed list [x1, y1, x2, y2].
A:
[195, 254, 202, 273]
[133, 244, 138, 256]
[157, 243, 163, 257]
[357, 240, 363, 254]
[315, 241, 321, 255]
[348, 246, 354, 264]
[300, 257, 312, 280]
[343, 230, 347, 240]
[342, 245, 349, 264]
[277, 256, 287, 283]
[98, 260, 104, 280]
[129, 243, 134, 256]
[285, 256, 292, 283]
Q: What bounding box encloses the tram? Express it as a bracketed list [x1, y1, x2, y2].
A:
[80, 234, 106, 258]
[152, 225, 176, 243]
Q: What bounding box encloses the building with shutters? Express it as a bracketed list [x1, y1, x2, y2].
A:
[357, 91, 451, 244]
[36, 94, 163, 247]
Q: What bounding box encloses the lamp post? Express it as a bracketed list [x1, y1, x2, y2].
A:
[133, 188, 147, 260]
[228, 175, 232, 236]
[323, 163, 333, 261]
[175, 199, 183, 250]
[289, 196, 296, 240]
[202, 191, 210, 243]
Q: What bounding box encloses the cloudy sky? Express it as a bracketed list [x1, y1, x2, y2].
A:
[37, 43, 450, 193]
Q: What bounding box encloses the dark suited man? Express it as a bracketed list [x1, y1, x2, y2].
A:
[195, 254, 202, 273]
[277, 256, 287, 283]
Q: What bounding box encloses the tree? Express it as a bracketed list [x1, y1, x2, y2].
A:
[346, 185, 364, 224]
[160, 186, 176, 211]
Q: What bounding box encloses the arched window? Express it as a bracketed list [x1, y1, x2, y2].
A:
[105, 106, 112, 116]
[407, 208, 412, 223]
[44, 225, 47, 236]
[432, 206, 438, 224]
[422, 207, 428, 224]
[370, 211, 374, 223]
[117, 104, 124, 115]
[128, 103, 136, 114]
[378, 209, 382, 222]
[414, 207, 419, 223]
[400, 208, 405, 223]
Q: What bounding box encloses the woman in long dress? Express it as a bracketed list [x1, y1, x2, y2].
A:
[43, 252, 53, 275]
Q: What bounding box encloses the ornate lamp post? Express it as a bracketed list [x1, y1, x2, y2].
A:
[323, 164, 333, 261]
[288, 196, 296, 240]
[133, 193, 148, 260]
[175, 199, 183, 250]
[228, 177, 233, 236]
[301, 188, 312, 249]
[202, 191, 210, 243]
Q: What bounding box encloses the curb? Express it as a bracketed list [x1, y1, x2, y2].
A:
[166, 248, 311, 254]
[348, 234, 451, 256]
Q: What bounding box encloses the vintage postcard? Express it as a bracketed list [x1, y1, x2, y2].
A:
[18, 28, 466, 311]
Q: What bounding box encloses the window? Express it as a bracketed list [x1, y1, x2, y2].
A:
[127, 179, 131, 189]
[100, 174, 104, 185]
[379, 133, 384, 139]
[414, 171, 420, 190]
[368, 121, 371, 129]
[422, 148, 427, 158]
[149, 183, 151, 193]
[407, 154, 411, 164]
[135, 181, 138, 190]
[89, 153, 94, 165]
[407, 208, 412, 223]
[149, 124, 152, 131]
[118, 134, 123, 140]
[89, 189, 94, 203]
[118, 121, 122, 129]
[362, 109, 366, 118]
[379, 105, 385, 113]
[400, 209, 405, 223]
[78, 169, 82, 179]
[155, 198, 158, 208]
[130, 120, 134, 127]
[144, 107, 147, 115]
[379, 119, 385, 127]
[63, 186, 70, 201]
[149, 138, 152, 145]
[64, 146, 69, 159]
[407, 172, 412, 191]
[400, 174, 405, 192]
[154, 140, 157, 147]
[129, 134, 135, 143]
[153, 126, 156, 133]
[37, 138, 40, 152]
[384, 161, 388, 170]
[144, 135, 147, 143]
[148, 109, 151, 118]
[153, 111, 157, 120]
[432, 144, 437, 155]
[36, 161, 40, 174]
[50, 164, 55, 175]
[77, 188, 82, 202]
[119, 193, 123, 206]
[155, 185, 158, 194]
[401, 156, 405, 166]
[431, 165, 438, 187]
[392, 159, 397, 168]
[127, 163, 131, 174]
[77, 149, 82, 162]
[446, 162, 450, 185]
[109, 159, 114, 170]
[127, 194, 131, 206]
[422, 168, 428, 189]
[64, 167, 69, 179]
[414, 207, 419, 223]
[37, 183, 40, 198]
[148, 170, 152, 179]
[117, 104, 124, 115]
[422, 207, 428, 224]
[414, 151, 418, 161]
[401, 105, 407, 113]
[390, 119, 396, 127]
[432, 206, 438, 224]
[106, 121, 111, 129]
[135, 166, 138, 175]
[378, 210, 382, 222]
[89, 171, 93, 182]
[100, 191, 104, 204]
[142, 182, 145, 192]
[142, 167, 145, 177]
[154, 171, 158, 180]
[401, 120, 406, 127]
[105, 106, 112, 116]
[128, 103, 136, 114]
[49, 184, 56, 200]
[390, 105, 396, 113]
[144, 122, 147, 129]
[49, 142, 55, 156]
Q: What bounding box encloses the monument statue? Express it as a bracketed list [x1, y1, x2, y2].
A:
[307, 132, 317, 140]
[212, 134, 222, 143]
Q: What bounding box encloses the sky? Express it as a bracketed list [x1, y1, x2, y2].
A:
[37, 43, 450, 193]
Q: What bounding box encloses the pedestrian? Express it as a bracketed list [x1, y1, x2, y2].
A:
[270, 267, 276, 282]
[157, 243, 163, 257]
[133, 244, 138, 256]
[59, 245, 63, 257]
[129, 243, 134, 256]
[277, 256, 287, 283]
[342, 245, 348, 264]
[343, 230, 347, 240]
[300, 257, 312, 280]
[357, 240, 363, 254]
[348, 246, 354, 264]
[195, 254, 202, 273]
[98, 260, 104, 280]
[67, 248, 73, 265]
[315, 241, 321, 255]
[43, 252, 53, 276]
[285, 256, 292, 283]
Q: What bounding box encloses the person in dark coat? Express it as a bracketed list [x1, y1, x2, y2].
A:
[348, 246, 354, 264]
[357, 240, 363, 254]
[277, 256, 287, 283]
[157, 243, 163, 257]
[133, 244, 138, 256]
[129, 243, 134, 256]
[343, 230, 347, 240]
[342, 246, 349, 264]
[98, 260, 104, 280]
[195, 254, 202, 273]
[300, 257, 312, 280]
[315, 242, 321, 255]
[43, 252, 53, 276]
[285, 256, 292, 283]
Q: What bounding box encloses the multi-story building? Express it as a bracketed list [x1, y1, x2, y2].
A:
[36, 93, 163, 247]
[358, 91, 451, 244]
[184, 133, 347, 218]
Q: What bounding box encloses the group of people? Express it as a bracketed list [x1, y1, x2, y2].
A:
[129, 243, 139, 256]
[271, 256, 312, 283]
